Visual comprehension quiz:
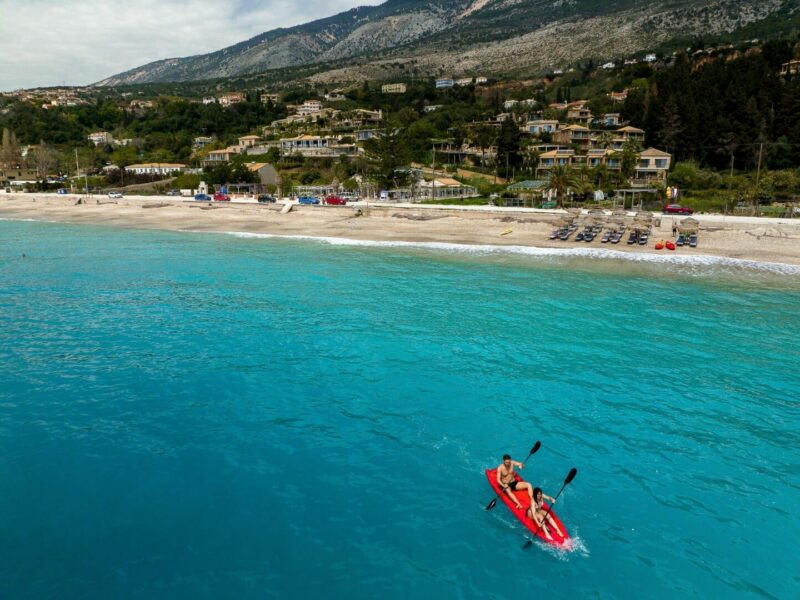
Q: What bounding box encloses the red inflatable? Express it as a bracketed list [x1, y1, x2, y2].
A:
[485, 468, 570, 546]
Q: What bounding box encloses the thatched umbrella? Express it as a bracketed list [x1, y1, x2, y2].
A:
[567, 207, 582, 216]
[679, 217, 699, 234]
[612, 209, 628, 218]
[588, 208, 606, 217]
[554, 217, 572, 228]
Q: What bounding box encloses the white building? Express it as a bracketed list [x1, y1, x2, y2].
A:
[644, 53, 657, 63]
[260, 93, 279, 104]
[455, 78, 473, 86]
[202, 96, 217, 105]
[436, 78, 455, 89]
[218, 93, 245, 108]
[88, 131, 113, 146]
[297, 100, 323, 116]
[602, 62, 616, 70]
[475, 76, 488, 85]
[381, 83, 407, 94]
[124, 163, 187, 176]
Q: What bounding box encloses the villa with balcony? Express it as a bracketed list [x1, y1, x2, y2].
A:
[632, 148, 672, 186]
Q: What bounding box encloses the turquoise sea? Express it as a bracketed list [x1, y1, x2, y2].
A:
[1, 219, 799, 599]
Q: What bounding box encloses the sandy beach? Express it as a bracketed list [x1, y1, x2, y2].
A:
[3, 192, 800, 268]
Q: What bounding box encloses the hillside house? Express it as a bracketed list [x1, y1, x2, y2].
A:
[297, 100, 323, 116]
[538, 149, 578, 171]
[527, 119, 560, 135]
[615, 125, 646, 146]
[192, 136, 214, 151]
[218, 93, 245, 108]
[244, 163, 280, 187]
[566, 105, 593, 125]
[88, 131, 113, 146]
[279, 135, 357, 158]
[585, 149, 621, 170]
[609, 90, 628, 103]
[260, 93, 280, 104]
[554, 124, 592, 149]
[381, 83, 407, 94]
[780, 60, 800, 77]
[633, 148, 672, 186]
[237, 135, 261, 149]
[435, 78, 455, 89]
[201, 146, 241, 167]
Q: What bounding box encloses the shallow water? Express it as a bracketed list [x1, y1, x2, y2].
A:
[1, 220, 799, 599]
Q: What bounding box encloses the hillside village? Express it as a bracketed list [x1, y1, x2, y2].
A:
[2, 42, 800, 213]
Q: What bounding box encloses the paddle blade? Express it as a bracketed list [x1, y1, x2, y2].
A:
[529, 441, 542, 456]
[564, 467, 578, 485]
[485, 498, 498, 511]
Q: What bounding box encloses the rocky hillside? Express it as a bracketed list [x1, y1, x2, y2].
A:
[95, 0, 796, 86]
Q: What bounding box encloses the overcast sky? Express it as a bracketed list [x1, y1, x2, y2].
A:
[0, 0, 381, 91]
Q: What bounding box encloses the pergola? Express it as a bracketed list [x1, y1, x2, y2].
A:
[614, 188, 659, 210]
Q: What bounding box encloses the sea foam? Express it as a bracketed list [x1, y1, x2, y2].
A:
[215, 231, 800, 276]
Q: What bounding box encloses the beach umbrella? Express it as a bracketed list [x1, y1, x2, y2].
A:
[567, 207, 582, 216]
[612, 209, 628, 217]
[679, 217, 699, 233]
[588, 208, 606, 217]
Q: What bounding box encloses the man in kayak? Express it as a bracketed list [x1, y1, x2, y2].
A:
[526, 487, 564, 541]
[496, 454, 533, 510]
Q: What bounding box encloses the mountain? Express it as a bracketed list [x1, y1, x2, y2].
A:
[95, 0, 797, 86]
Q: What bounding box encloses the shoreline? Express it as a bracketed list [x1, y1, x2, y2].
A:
[3, 193, 800, 271]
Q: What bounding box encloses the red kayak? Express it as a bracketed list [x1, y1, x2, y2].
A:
[485, 468, 570, 546]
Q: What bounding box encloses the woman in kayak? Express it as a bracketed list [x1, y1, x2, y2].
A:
[526, 487, 564, 541]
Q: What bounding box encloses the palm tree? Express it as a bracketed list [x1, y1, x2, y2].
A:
[595, 131, 615, 151]
[547, 166, 578, 207]
[573, 165, 595, 200]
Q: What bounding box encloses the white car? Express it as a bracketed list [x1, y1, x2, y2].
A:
[107, 191, 123, 198]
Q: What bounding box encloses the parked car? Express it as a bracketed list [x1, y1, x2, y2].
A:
[323, 195, 347, 205]
[213, 192, 230, 202]
[166, 190, 181, 196]
[257, 194, 275, 203]
[56, 188, 68, 195]
[194, 193, 211, 201]
[298, 196, 320, 205]
[662, 204, 693, 215]
[107, 191, 123, 198]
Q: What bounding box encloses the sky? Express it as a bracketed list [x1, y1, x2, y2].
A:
[0, 0, 381, 91]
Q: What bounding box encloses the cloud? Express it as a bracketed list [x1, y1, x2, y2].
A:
[0, 0, 380, 90]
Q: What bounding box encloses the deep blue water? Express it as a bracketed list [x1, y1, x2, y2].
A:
[1, 220, 799, 599]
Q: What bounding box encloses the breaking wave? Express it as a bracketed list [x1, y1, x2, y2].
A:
[216, 231, 800, 276]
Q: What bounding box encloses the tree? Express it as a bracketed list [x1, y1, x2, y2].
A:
[363, 127, 412, 189]
[496, 118, 522, 179]
[30, 142, 58, 180]
[547, 166, 578, 207]
[1, 128, 20, 168]
[473, 124, 494, 167]
[621, 141, 642, 180]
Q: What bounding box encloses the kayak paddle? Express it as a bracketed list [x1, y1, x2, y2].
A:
[524, 467, 577, 548]
[485, 441, 541, 511]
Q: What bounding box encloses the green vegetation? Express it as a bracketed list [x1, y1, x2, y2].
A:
[1, 34, 800, 210]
